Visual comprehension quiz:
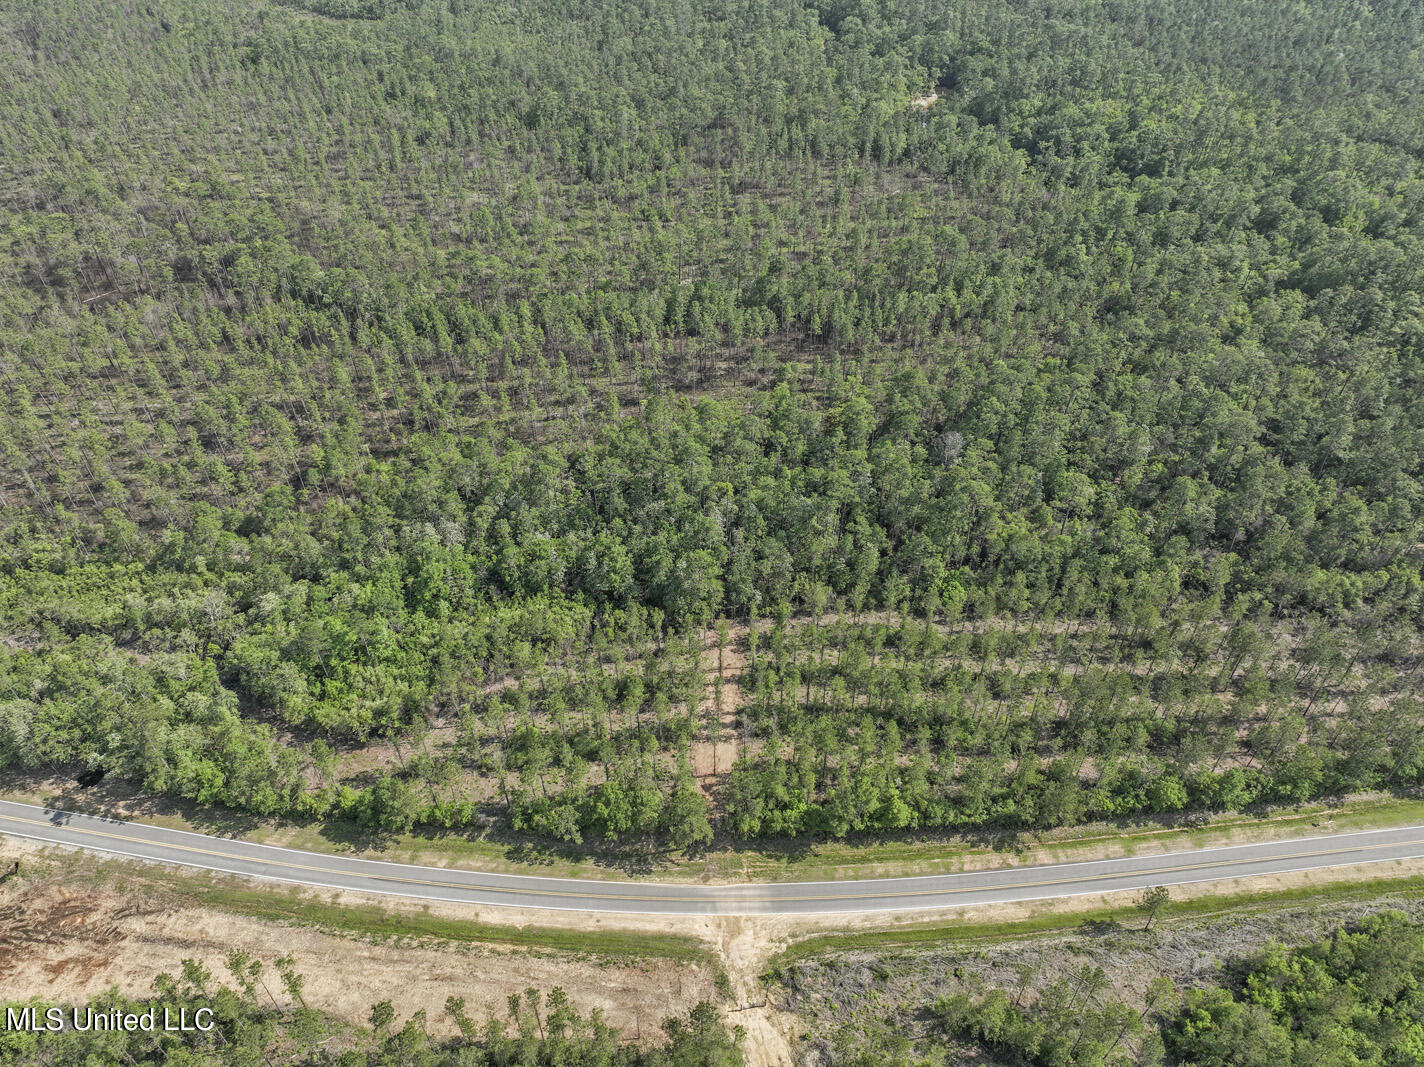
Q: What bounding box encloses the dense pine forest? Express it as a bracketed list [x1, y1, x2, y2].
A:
[3, 0, 1424, 849]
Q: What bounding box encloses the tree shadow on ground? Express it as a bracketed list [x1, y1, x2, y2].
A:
[13, 765, 1354, 880]
[12, 767, 268, 838]
[1077, 917, 1125, 938]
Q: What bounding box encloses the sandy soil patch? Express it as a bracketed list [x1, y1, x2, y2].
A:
[715, 917, 800, 1067]
[0, 842, 721, 1042]
[691, 624, 748, 802]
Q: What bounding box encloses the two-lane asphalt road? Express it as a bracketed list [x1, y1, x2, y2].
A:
[2, 799, 1422, 915]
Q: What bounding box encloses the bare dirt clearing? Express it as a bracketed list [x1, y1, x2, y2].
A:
[0, 841, 721, 1042]
[715, 917, 800, 1067]
[692, 624, 749, 801]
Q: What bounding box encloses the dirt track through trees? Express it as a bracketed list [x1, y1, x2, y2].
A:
[692, 624, 748, 803]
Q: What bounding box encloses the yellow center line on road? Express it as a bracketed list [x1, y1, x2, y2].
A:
[4, 813, 1423, 905]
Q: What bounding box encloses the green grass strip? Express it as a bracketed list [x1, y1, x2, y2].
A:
[183, 883, 719, 968]
[768, 873, 1424, 971]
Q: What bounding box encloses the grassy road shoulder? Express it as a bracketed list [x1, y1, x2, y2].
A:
[767, 868, 1424, 970]
[6, 775, 1423, 885]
